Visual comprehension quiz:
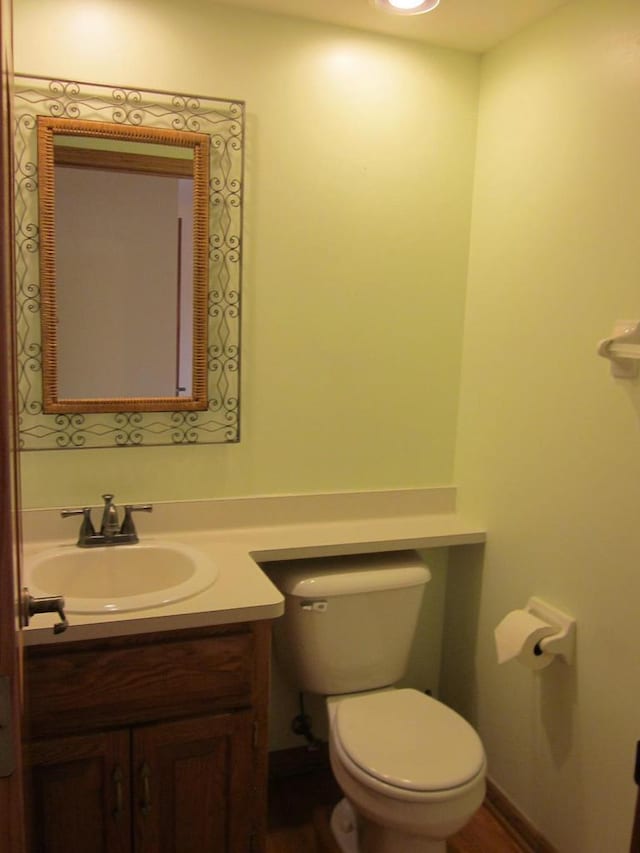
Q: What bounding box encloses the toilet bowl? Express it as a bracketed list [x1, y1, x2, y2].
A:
[327, 689, 486, 853]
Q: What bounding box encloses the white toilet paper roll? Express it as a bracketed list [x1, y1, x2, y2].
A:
[494, 609, 558, 671]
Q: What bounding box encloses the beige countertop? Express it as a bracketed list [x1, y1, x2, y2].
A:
[21, 488, 486, 645]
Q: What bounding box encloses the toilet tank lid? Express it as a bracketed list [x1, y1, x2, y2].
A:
[266, 551, 430, 597]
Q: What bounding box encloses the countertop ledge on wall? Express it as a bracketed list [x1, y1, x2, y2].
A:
[21, 488, 486, 645]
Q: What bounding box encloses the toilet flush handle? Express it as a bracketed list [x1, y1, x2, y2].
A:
[300, 600, 328, 612]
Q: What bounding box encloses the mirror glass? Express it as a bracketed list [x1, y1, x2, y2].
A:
[14, 77, 244, 449]
[53, 135, 197, 403]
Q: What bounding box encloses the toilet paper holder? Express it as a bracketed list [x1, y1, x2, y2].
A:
[525, 597, 576, 665]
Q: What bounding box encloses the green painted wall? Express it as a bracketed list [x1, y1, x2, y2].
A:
[450, 2, 640, 850]
[15, 0, 479, 508]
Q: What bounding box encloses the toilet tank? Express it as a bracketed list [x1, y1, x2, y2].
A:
[267, 551, 430, 696]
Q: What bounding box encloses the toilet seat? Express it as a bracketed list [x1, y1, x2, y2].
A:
[332, 688, 485, 795]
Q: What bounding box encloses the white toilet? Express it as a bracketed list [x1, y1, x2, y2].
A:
[269, 550, 486, 853]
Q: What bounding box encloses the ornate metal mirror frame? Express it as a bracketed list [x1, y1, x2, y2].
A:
[14, 75, 244, 449]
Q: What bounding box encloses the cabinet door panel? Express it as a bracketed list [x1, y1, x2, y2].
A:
[134, 712, 254, 853]
[27, 730, 132, 853]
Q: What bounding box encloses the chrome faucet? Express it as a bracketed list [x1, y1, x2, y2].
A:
[62, 493, 153, 547]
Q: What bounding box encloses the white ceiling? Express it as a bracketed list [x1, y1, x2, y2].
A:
[212, 0, 570, 53]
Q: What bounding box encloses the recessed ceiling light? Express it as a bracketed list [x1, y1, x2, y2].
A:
[373, 0, 440, 15]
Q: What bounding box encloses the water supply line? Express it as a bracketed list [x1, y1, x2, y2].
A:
[291, 692, 322, 750]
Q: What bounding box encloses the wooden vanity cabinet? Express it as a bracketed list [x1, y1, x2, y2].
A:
[23, 621, 272, 853]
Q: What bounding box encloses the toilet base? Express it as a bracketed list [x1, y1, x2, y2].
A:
[330, 798, 446, 853]
[330, 799, 359, 853]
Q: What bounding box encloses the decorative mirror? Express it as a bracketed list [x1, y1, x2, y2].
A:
[14, 76, 244, 448]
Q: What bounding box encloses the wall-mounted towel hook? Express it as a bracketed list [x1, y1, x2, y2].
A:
[598, 319, 640, 378]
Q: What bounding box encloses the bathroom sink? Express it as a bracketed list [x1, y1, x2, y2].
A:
[26, 540, 218, 614]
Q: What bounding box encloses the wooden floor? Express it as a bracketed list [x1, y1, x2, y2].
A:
[267, 765, 526, 853]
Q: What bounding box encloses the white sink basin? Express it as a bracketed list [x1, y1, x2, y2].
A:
[27, 540, 218, 614]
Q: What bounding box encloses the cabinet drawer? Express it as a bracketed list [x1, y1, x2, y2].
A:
[26, 628, 256, 738]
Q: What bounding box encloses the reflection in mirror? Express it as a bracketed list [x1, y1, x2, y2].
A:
[38, 118, 210, 413]
[14, 76, 244, 449]
[54, 137, 195, 401]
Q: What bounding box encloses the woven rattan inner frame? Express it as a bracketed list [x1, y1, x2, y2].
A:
[37, 117, 210, 414]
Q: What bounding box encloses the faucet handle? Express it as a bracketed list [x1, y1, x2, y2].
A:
[61, 507, 96, 545]
[125, 503, 153, 513]
[120, 503, 153, 540]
